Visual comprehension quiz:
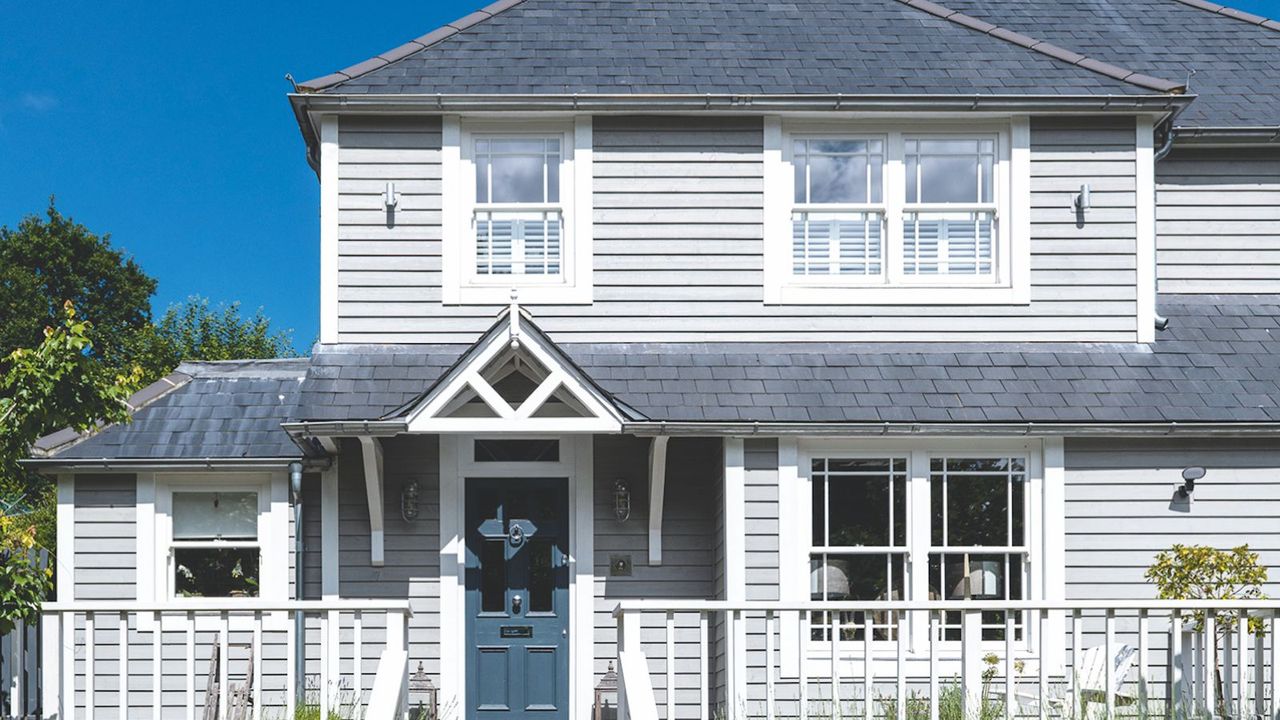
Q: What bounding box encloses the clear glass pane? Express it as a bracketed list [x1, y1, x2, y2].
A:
[172, 492, 257, 540]
[828, 475, 891, 547]
[810, 554, 905, 641]
[945, 473, 1008, 547]
[811, 475, 825, 546]
[808, 154, 868, 204]
[481, 539, 506, 613]
[174, 547, 259, 598]
[475, 211, 563, 277]
[474, 439, 560, 462]
[527, 539, 554, 613]
[489, 154, 546, 203]
[905, 137, 995, 204]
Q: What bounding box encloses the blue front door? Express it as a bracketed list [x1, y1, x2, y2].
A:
[466, 478, 570, 720]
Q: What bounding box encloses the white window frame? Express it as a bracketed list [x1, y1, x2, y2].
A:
[764, 117, 1031, 305]
[442, 116, 594, 305]
[147, 473, 289, 604]
[777, 438, 1059, 671]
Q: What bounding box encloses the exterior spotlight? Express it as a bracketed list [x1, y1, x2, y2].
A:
[1179, 466, 1205, 498]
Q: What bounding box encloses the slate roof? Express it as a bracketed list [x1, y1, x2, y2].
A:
[936, 0, 1280, 128]
[34, 360, 308, 461]
[31, 295, 1280, 463]
[300, 0, 1173, 97]
[293, 294, 1280, 426]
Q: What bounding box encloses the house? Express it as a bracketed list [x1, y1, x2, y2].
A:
[19, 0, 1280, 719]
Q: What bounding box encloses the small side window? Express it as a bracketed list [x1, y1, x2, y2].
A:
[170, 491, 261, 598]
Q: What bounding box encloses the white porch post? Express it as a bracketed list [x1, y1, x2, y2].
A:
[723, 438, 747, 714]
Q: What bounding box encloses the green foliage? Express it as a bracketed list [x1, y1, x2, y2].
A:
[0, 302, 139, 619]
[1145, 543, 1268, 635]
[124, 295, 298, 384]
[0, 199, 157, 365]
[0, 515, 52, 634]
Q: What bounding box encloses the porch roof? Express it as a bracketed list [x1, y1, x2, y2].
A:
[30, 359, 308, 463]
[296, 294, 1280, 426]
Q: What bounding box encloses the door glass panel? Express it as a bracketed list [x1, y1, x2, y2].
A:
[481, 539, 506, 613]
[527, 539, 554, 613]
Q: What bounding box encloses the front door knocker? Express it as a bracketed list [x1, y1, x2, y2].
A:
[508, 523, 525, 547]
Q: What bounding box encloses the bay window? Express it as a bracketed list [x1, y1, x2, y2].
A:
[765, 119, 1029, 305]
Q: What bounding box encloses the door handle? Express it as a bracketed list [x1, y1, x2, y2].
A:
[512, 594, 522, 615]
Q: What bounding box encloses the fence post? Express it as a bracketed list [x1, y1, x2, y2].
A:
[41, 612, 60, 719]
[960, 609, 983, 716]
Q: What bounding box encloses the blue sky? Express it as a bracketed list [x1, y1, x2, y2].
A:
[2, 1, 1279, 352]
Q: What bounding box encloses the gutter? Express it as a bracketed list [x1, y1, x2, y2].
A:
[281, 420, 408, 437]
[20, 457, 326, 472]
[291, 93, 1190, 170]
[621, 421, 1280, 438]
[1173, 125, 1280, 145]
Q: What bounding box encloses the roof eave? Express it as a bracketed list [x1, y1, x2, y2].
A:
[623, 421, 1280, 437]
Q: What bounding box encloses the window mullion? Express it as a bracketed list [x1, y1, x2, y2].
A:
[908, 449, 931, 651]
[885, 132, 905, 285]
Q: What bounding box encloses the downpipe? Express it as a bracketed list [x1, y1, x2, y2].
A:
[289, 461, 305, 707]
[1152, 119, 1176, 332]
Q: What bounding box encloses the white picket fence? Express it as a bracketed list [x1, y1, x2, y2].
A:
[615, 600, 1280, 720]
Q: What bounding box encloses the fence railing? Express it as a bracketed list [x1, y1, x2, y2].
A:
[41, 599, 412, 720]
[614, 600, 1280, 720]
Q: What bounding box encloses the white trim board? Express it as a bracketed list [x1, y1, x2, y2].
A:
[437, 435, 595, 719]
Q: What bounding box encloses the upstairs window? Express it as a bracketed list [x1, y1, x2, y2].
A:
[792, 138, 885, 279]
[444, 118, 593, 305]
[474, 137, 563, 277]
[765, 120, 1028, 305]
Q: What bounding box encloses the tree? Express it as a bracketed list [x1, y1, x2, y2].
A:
[0, 200, 157, 367]
[1146, 544, 1268, 715]
[0, 302, 140, 618]
[124, 296, 298, 384]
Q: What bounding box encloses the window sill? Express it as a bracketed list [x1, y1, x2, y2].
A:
[765, 282, 1030, 306]
[445, 282, 593, 306]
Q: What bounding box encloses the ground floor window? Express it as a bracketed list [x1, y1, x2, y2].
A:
[807, 450, 1032, 644]
[170, 490, 261, 597]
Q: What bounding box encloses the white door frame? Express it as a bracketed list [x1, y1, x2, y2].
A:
[439, 435, 595, 719]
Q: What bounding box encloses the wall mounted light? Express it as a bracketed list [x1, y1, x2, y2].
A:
[613, 480, 631, 522]
[1074, 183, 1091, 213]
[401, 480, 421, 522]
[383, 181, 401, 210]
[1179, 466, 1205, 498]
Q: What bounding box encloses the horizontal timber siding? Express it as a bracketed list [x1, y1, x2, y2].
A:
[1156, 147, 1280, 293]
[336, 435, 441, 690]
[334, 115, 1140, 343]
[74, 474, 137, 601]
[594, 436, 721, 720]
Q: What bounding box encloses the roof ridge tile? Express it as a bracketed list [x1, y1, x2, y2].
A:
[896, 0, 1185, 93]
[1170, 0, 1280, 30]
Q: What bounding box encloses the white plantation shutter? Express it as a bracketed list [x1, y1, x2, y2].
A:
[903, 212, 994, 276]
[793, 212, 883, 276]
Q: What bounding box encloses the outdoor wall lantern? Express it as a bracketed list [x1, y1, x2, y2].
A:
[594, 661, 619, 720]
[613, 480, 631, 522]
[401, 480, 421, 522]
[408, 661, 438, 720]
[1179, 466, 1205, 498]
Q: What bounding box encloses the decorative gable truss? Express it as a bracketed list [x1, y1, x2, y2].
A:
[404, 304, 627, 434]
